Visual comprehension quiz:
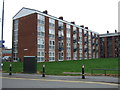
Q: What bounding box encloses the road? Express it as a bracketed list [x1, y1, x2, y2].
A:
[2, 77, 118, 88]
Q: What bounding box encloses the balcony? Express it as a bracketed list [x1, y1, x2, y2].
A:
[96, 43, 98, 46]
[58, 47, 64, 51]
[74, 48, 78, 52]
[84, 48, 88, 52]
[92, 43, 95, 46]
[84, 41, 88, 44]
[92, 49, 96, 52]
[96, 50, 98, 52]
[84, 33, 88, 37]
[58, 26, 63, 31]
[58, 36, 64, 41]
[73, 39, 78, 43]
[92, 36, 95, 39]
[95, 37, 98, 39]
[73, 30, 77, 34]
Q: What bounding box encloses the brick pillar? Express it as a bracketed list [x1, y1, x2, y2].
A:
[112, 36, 115, 57]
[63, 23, 67, 60]
[77, 27, 80, 60]
[86, 31, 89, 59]
[70, 25, 73, 60]
[45, 16, 49, 62]
[82, 29, 84, 59]
[94, 34, 96, 58]
[55, 20, 58, 61]
[91, 32, 93, 58]
[104, 37, 108, 58]
[98, 35, 100, 58]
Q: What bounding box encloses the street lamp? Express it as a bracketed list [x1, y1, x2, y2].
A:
[1, 0, 5, 62]
[1, 0, 4, 41]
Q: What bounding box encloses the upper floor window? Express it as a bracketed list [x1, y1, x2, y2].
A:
[38, 14, 45, 21]
[14, 19, 19, 30]
[49, 18, 55, 27]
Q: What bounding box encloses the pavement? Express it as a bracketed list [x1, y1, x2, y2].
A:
[1, 73, 119, 84]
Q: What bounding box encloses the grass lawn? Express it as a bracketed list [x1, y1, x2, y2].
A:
[2, 58, 119, 75]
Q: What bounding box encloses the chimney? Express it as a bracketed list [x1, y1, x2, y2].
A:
[80, 25, 84, 28]
[107, 31, 109, 34]
[59, 16, 63, 20]
[85, 27, 88, 29]
[115, 30, 117, 33]
[71, 22, 75, 24]
[43, 10, 48, 14]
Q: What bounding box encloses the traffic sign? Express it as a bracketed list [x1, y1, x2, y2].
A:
[0, 40, 5, 43]
[0, 40, 5, 48]
[0, 45, 4, 48]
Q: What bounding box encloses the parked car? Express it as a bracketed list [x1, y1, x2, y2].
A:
[2, 56, 11, 62]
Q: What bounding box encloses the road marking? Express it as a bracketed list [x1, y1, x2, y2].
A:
[0, 76, 118, 86]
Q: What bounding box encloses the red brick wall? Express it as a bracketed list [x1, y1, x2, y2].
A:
[63, 23, 67, 60]
[77, 27, 80, 60]
[104, 37, 108, 58]
[18, 13, 37, 61]
[94, 34, 96, 58]
[98, 35, 100, 58]
[86, 31, 89, 59]
[55, 20, 58, 61]
[70, 25, 73, 60]
[3, 54, 11, 57]
[82, 29, 84, 59]
[45, 16, 49, 62]
[112, 36, 115, 57]
[91, 32, 93, 58]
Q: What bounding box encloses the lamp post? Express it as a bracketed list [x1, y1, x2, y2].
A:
[1, 0, 5, 62]
[1, 0, 4, 41]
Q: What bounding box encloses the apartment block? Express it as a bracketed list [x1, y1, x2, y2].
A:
[12, 7, 99, 62]
[99, 30, 120, 58]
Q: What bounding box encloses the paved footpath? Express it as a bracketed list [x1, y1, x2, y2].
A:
[1, 73, 120, 88]
[1, 73, 119, 84]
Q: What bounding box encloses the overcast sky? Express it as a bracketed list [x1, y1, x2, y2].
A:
[0, 0, 119, 48]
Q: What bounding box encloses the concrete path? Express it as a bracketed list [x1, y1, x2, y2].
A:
[1, 73, 119, 84]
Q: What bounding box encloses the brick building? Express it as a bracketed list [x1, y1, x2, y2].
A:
[99, 30, 120, 58]
[12, 7, 100, 62]
[3, 49, 12, 57]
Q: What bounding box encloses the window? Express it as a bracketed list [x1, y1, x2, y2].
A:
[38, 14, 45, 21]
[53, 41, 55, 45]
[49, 40, 55, 50]
[13, 19, 19, 61]
[49, 51, 55, 61]
[37, 57, 45, 62]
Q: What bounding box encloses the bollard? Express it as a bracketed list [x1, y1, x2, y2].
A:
[42, 64, 45, 77]
[1, 63, 3, 71]
[9, 64, 12, 75]
[82, 64, 85, 79]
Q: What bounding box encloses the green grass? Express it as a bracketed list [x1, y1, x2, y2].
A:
[2, 58, 119, 75]
[2, 62, 23, 73]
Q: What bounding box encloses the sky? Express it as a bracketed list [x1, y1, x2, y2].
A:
[0, 0, 119, 48]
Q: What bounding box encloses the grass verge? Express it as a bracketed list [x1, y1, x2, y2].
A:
[2, 58, 119, 75]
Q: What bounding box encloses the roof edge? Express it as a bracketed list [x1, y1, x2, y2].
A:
[13, 7, 99, 34]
